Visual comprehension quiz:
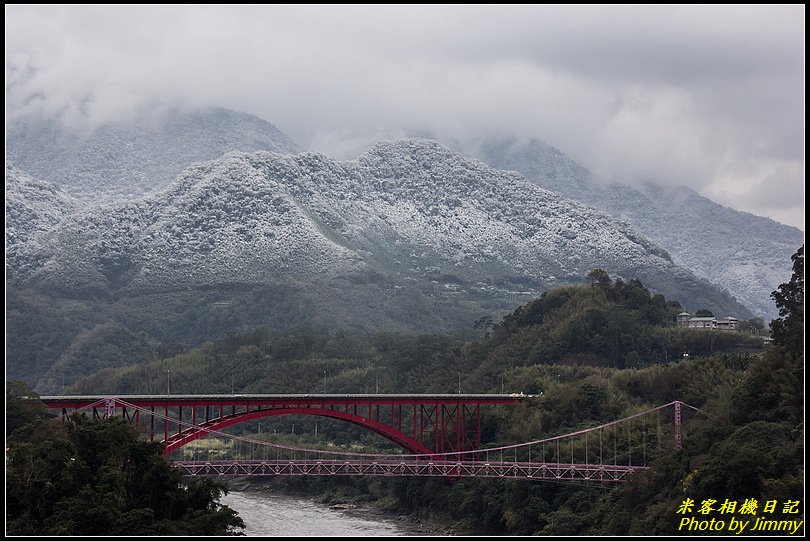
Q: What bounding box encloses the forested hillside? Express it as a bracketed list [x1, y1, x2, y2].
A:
[69, 275, 763, 396]
[62, 247, 802, 535]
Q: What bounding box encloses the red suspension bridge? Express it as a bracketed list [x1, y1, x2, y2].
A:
[41, 394, 699, 483]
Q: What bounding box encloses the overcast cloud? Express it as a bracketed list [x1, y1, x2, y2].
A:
[5, 5, 805, 228]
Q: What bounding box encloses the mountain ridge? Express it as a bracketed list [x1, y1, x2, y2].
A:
[6, 107, 299, 201]
[8, 139, 749, 320]
[473, 136, 803, 319]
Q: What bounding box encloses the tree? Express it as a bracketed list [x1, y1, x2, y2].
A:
[6, 414, 244, 535]
[694, 309, 714, 317]
[587, 268, 611, 287]
[474, 315, 494, 337]
[738, 317, 765, 335]
[6, 380, 50, 435]
[770, 245, 804, 358]
[732, 245, 804, 425]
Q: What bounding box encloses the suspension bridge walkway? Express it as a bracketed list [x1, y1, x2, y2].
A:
[41, 394, 699, 483]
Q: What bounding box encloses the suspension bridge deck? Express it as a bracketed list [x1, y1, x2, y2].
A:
[176, 459, 646, 482]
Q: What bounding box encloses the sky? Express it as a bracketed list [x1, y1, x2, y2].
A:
[5, 5, 805, 229]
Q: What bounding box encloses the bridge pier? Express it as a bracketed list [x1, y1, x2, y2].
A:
[674, 401, 682, 450]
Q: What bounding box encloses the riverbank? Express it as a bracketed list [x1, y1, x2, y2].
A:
[338, 499, 459, 536]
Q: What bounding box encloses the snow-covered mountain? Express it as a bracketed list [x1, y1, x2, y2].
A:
[6, 107, 761, 390]
[6, 107, 298, 201]
[8, 105, 788, 319]
[475, 137, 803, 319]
[7, 138, 755, 390]
[6, 165, 80, 282]
[10, 139, 747, 317]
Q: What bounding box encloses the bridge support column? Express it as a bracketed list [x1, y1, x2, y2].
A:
[412, 404, 416, 440]
[477, 405, 481, 450]
[105, 398, 115, 418]
[674, 401, 682, 450]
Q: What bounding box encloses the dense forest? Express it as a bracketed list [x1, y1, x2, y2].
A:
[70, 272, 763, 397]
[5, 384, 244, 535]
[6, 248, 803, 535]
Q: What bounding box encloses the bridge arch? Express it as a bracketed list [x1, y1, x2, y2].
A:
[163, 407, 434, 455]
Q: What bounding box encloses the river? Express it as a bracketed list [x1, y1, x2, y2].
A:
[222, 491, 413, 536]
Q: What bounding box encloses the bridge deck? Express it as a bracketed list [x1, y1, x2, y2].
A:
[42, 393, 529, 400]
[41, 393, 529, 408]
[175, 459, 645, 482]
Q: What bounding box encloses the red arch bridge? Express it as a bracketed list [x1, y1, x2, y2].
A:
[41, 394, 697, 483]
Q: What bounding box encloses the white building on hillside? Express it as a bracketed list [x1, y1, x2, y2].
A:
[677, 312, 739, 331]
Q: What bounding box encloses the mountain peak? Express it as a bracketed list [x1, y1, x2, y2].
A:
[358, 138, 464, 166]
[6, 107, 300, 202]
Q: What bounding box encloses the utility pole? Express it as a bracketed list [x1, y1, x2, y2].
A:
[323, 370, 327, 393]
[501, 374, 505, 394]
[167, 370, 171, 396]
[458, 372, 461, 394]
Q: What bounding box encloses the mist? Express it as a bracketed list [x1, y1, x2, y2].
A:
[5, 5, 804, 228]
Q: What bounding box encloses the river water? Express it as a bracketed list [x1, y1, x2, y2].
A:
[222, 491, 412, 536]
